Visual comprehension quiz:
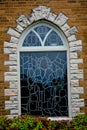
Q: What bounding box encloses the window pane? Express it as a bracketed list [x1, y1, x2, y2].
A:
[23, 31, 41, 46]
[34, 25, 51, 40]
[45, 31, 63, 46]
[20, 51, 68, 116]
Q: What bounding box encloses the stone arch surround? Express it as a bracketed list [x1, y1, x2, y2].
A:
[4, 6, 84, 118]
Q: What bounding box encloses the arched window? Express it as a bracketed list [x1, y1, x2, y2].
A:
[19, 21, 69, 117]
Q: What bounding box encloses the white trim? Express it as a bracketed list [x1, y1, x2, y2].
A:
[18, 51, 21, 115]
[19, 46, 67, 52]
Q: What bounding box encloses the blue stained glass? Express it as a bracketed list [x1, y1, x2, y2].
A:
[23, 31, 41, 46]
[34, 25, 51, 40]
[45, 31, 63, 46]
[20, 51, 68, 116]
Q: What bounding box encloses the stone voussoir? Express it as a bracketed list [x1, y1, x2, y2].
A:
[33, 6, 51, 20]
[61, 23, 70, 32]
[10, 37, 19, 44]
[67, 35, 76, 42]
[16, 14, 30, 28]
[15, 25, 24, 33]
[47, 12, 57, 22]
[54, 13, 69, 26]
[65, 26, 78, 37]
[7, 27, 21, 38]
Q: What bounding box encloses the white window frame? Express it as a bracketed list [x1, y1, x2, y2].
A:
[18, 20, 71, 118]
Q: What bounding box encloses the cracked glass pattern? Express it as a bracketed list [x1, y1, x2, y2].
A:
[20, 51, 68, 116]
[23, 24, 63, 46]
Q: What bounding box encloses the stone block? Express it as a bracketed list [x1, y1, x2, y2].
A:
[16, 15, 30, 28]
[33, 6, 50, 20]
[70, 52, 77, 59]
[5, 72, 17, 76]
[4, 48, 17, 54]
[71, 87, 84, 94]
[70, 46, 82, 52]
[55, 13, 69, 26]
[71, 73, 83, 79]
[61, 23, 70, 32]
[4, 41, 18, 48]
[5, 75, 18, 81]
[70, 64, 78, 70]
[9, 54, 17, 61]
[72, 107, 80, 113]
[16, 25, 24, 33]
[70, 69, 83, 74]
[7, 28, 20, 38]
[67, 35, 76, 42]
[28, 12, 36, 23]
[70, 80, 79, 87]
[4, 61, 17, 66]
[72, 99, 84, 107]
[69, 40, 82, 47]
[9, 66, 17, 72]
[5, 89, 18, 96]
[70, 59, 83, 64]
[71, 94, 79, 99]
[9, 82, 18, 88]
[5, 101, 18, 110]
[65, 26, 78, 37]
[47, 12, 57, 22]
[10, 37, 19, 44]
[11, 110, 18, 115]
[10, 96, 18, 101]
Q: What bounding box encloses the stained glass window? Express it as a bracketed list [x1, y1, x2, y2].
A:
[23, 24, 63, 46]
[20, 23, 68, 117]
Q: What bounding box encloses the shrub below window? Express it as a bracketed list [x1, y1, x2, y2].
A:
[0, 114, 87, 130]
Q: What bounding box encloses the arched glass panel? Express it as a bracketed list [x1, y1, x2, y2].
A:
[34, 25, 51, 40]
[45, 30, 63, 46]
[23, 31, 41, 46]
[22, 24, 64, 47]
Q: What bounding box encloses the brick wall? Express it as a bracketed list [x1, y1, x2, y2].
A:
[0, 0, 87, 116]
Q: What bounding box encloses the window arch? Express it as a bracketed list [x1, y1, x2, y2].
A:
[19, 21, 69, 117]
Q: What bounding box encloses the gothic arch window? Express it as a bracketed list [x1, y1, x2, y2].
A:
[4, 6, 84, 118]
[19, 21, 69, 117]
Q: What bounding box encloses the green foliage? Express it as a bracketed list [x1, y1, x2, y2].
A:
[70, 114, 87, 130]
[0, 114, 87, 130]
